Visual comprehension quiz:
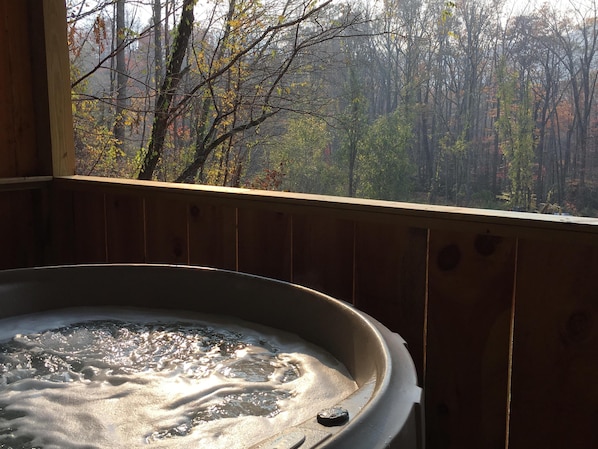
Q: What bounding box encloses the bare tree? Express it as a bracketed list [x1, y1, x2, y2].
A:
[138, 0, 196, 180]
[113, 0, 127, 148]
[552, 2, 598, 203]
[136, 0, 363, 182]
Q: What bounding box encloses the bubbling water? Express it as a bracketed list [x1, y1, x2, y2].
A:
[0, 308, 356, 449]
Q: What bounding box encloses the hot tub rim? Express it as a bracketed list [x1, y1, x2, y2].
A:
[0, 264, 422, 449]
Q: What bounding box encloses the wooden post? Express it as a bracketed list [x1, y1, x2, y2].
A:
[42, 0, 75, 176]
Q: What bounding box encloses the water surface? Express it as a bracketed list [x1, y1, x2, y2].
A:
[0, 308, 356, 449]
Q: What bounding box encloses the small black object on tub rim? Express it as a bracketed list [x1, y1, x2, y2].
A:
[317, 407, 349, 427]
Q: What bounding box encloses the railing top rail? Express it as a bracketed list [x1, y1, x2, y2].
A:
[0, 177, 53, 192]
[54, 175, 598, 244]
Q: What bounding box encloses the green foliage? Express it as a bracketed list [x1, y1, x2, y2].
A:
[470, 189, 503, 209]
[273, 115, 344, 195]
[441, 1, 457, 23]
[496, 59, 535, 210]
[337, 63, 369, 197]
[355, 111, 415, 201]
[440, 130, 469, 156]
[72, 96, 129, 177]
[64, 0, 598, 217]
[71, 56, 130, 177]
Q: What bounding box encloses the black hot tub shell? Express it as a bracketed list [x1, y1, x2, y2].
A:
[0, 264, 423, 449]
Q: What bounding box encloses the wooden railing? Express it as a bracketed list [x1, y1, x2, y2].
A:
[2, 175, 598, 449]
[0, 177, 53, 269]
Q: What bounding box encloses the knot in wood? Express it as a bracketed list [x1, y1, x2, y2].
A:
[437, 244, 461, 271]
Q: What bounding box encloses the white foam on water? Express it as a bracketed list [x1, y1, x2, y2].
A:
[0, 307, 357, 449]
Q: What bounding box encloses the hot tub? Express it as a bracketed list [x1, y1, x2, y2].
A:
[0, 264, 422, 449]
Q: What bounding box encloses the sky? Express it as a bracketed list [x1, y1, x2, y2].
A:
[104, 0, 598, 30]
[505, 0, 597, 15]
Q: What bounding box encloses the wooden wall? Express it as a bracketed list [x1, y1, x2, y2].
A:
[0, 0, 53, 178]
[0, 178, 51, 269]
[0, 0, 73, 269]
[1, 1, 48, 269]
[51, 176, 598, 449]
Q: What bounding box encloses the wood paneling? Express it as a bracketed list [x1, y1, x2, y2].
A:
[28, 0, 53, 176]
[188, 201, 236, 270]
[0, 192, 21, 268]
[509, 240, 598, 449]
[105, 193, 145, 263]
[72, 190, 106, 263]
[0, 190, 39, 269]
[0, 1, 38, 178]
[145, 195, 188, 264]
[53, 176, 598, 244]
[52, 188, 106, 264]
[238, 208, 292, 280]
[292, 214, 354, 302]
[51, 186, 76, 264]
[354, 222, 427, 380]
[425, 231, 515, 449]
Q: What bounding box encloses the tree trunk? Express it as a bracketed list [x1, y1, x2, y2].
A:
[153, 0, 163, 93]
[138, 0, 196, 180]
[113, 0, 126, 149]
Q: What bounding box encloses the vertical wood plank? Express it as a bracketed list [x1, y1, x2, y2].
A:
[72, 190, 106, 263]
[0, 1, 38, 177]
[145, 196, 188, 264]
[16, 190, 38, 267]
[51, 186, 76, 264]
[509, 240, 598, 449]
[28, 0, 53, 175]
[0, 191, 37, 269]
[30, 187, 51, 266]
[292, 214, 354, 303]
[0, 1, 10, 172]
[354, 223, 427, 381]
[0, 0, 19, 177]
[105, 193, 145, 263]
[188, 201, 236, 270]
[0, 192, 22, 269]
[42, 0, 75, 176]
[237, 208, 291, 281]
[426, 231, 515, 449]
[0, 192, 15, 269]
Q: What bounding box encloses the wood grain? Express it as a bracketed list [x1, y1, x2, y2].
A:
[354, 222, 427, 381]
[188, 201, 236, 270]
[292, 213, 354, 303]
[0, 1, 38, 177]
[50, 186, 75, 264]
[237, 207, 292, 281]
[105, 193, 145, 263]
[27, 0, 53, 176]
[144, 195, 188, 264]
[53, 176, 598, 245]
[426, 230, 515, 449]
[0, 191, 38, 269]
[42, 0, 75, 176]
[72, 190, 106, 263]
[509, 239, 598, 449]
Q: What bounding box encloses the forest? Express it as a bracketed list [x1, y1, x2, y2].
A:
[68, 0, 598, 217]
